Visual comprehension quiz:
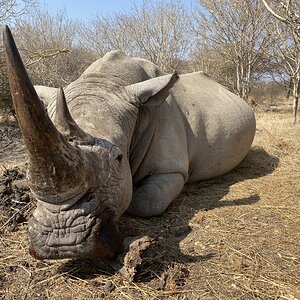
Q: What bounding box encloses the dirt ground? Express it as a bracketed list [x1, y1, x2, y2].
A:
[0, 111, 299, 300]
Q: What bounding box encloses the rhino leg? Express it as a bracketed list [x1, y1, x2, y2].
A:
[127, 173, 185, 217]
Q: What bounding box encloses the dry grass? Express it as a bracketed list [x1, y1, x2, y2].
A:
[0, 111, 299, 299]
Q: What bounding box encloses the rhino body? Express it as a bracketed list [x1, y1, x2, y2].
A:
[4, 26, 255, 260]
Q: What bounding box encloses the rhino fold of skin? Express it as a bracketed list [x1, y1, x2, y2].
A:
[3, 26, 256, 260]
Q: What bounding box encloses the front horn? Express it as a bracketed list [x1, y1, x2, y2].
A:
[3, 26, 87, 203]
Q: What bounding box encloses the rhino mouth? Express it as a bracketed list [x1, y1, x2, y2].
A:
[28, 190, 122, 260]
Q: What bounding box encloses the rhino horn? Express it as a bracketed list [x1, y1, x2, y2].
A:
[56, 88, 95, 144]
[3, 26, 86, 203]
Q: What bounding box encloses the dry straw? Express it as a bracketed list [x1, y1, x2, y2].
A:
[1, 111, 299, 299]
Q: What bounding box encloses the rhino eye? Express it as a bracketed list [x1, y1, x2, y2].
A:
[116, 154, 123, 163]
[110, 145, 123, 164]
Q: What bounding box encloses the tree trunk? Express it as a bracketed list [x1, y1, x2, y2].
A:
[286, 78, 292, 99]
[292, 78, 299, 124]
[236, 59, 251, 102]
[236, 65, 241, 97]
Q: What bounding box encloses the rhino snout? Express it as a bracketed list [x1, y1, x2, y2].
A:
[28, 194, 122, 260]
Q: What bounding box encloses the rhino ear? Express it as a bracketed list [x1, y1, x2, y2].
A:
[126, 72, 178, 107]
[34, 85, 57, 108]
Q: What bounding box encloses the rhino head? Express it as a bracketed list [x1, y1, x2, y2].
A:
[3, 26, 177, 259]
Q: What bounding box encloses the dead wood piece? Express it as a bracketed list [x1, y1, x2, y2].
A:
[113, 236, 159, 281]
[12, 179, 29, 191]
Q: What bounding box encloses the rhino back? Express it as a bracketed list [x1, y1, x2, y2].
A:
[132, 71, 255, 184]
[174, 71, 256, 181]
[82, 51, 163, 85]
[46, 51, 164, 122]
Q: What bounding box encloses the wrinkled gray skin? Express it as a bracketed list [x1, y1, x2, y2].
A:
[4, 26, 255, 260]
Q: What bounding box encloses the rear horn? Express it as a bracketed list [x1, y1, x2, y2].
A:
[56, 87, 95, 144]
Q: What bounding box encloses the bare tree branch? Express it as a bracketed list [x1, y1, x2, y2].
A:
[263, 0, 300, 122]
[78, 0, 192, 73]
[261, 0, 287, 22]
[193, 0, 272, 101]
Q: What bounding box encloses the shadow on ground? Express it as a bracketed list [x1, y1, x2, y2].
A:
[58, 147, 279, 283]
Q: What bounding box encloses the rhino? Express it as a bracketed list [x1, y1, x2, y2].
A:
[3, 26, 255, 260]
